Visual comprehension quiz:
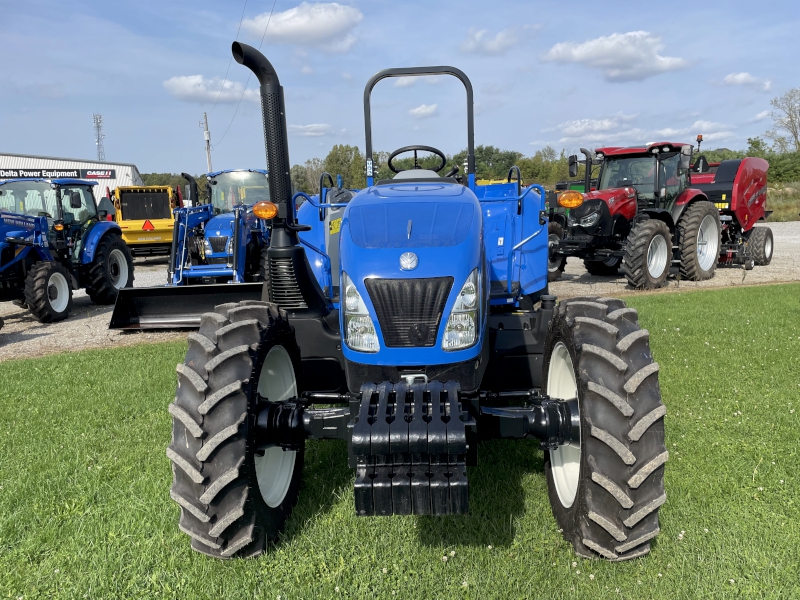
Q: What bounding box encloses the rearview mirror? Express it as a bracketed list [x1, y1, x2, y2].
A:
[679, 145, 692, 170]
[69, 191, 82, 209]
[568, 155, 578, 178]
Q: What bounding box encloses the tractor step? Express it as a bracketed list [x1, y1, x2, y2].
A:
[350, 381, 474, 516]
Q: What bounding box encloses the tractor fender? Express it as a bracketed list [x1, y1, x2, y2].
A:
[639, 208, 675, 232]
[669, 189, 708, 228]
[610, 213, 631, 238]
[79, 221, 123, 264]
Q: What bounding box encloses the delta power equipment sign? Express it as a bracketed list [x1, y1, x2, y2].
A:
[0, 168, 117, 180]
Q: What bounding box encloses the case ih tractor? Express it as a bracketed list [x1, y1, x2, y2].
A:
[166, 42, 668, 561]
[550, 143, 725, 288]
[0, 178, 134, 322]
[690, 155, 773, 268]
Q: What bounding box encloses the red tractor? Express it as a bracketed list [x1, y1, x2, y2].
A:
[550, 141, 771, 288]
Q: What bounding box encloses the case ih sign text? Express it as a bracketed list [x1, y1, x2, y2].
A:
[0, 168, 116, 179]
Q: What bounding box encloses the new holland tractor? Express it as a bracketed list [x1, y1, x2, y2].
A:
[550, 143, 725, 288]
[0, 178, 134, 322]
[166, 42, 668, 561]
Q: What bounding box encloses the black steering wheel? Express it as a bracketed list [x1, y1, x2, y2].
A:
[387, 145, 447, 173]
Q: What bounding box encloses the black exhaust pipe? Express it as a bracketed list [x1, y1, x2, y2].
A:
[181, 172, 198, 204]
[579, 148, 592, 194]
[232, 42, 327, 315]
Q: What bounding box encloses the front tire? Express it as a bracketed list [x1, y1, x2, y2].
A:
[547, 222, 567, 282]
[24, 261, 73, 322]
[544, 297, 667, 561]
[86, 234, 134, 304]
[167, 301, 304, 558]
[622, 220, 671, 289]
[678, 201, 720, 281]
[747, 227, 773, 266]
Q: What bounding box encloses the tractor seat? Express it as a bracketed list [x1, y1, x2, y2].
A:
[393, 169, 440, 180]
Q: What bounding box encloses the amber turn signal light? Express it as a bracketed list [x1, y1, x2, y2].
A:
[558, 190, 584, 209]
[253, 201, 279, 220]
[54, 223, 64, 231]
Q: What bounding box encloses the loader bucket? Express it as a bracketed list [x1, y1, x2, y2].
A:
[108, 283, 264, 330]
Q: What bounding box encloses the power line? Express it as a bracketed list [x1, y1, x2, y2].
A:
[210, 0, 249, 114]
[216, 0, 277, 147]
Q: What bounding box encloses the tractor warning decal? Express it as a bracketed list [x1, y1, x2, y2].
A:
[142, 220, 155, 231]
[329, 218, 342, 234]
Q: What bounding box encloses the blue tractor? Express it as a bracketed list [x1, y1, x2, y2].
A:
[0, 178, 133, 324]
[166, 43, 668, 561]
[110, 169, 274, 328]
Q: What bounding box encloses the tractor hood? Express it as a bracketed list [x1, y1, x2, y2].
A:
[583, 187, 636, 208]
[205, 212, 235, 237]
[338, 182, 485, 366]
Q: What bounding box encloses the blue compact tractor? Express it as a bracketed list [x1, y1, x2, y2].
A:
[166, 43, 668, 561]
[0, 178, 133, 323]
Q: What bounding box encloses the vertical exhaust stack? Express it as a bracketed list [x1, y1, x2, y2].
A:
[232, 42, 298, 248]
[232, 42, 327, 314]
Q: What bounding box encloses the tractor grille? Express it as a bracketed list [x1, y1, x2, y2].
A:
[365, 277, 453, 348]
[268, 257, 308, 309]
[207, 236, 228, 253]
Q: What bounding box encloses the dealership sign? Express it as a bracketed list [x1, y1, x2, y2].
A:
[0, 168, 116, 179]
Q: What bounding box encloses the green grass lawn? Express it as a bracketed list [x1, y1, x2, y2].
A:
[1, 284, 799, 599]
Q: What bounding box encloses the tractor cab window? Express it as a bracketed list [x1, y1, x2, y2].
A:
[658, 153, 686, 202]
[209, 171, 270, 216]
[59, 185, 98, 227]
[599, 156, 657, 198]
[0, 181, 59, 219]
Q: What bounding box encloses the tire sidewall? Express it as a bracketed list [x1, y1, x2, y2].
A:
[691, 204, 720, 279]
[641, 222, 670, 288]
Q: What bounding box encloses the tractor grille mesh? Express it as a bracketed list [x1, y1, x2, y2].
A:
[268, 257, 308, 309]
[365, 277, 453, 348]
[207, 236, 228, 253]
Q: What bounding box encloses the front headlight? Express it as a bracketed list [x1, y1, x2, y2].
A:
[442, 268, 480, 351]
[226, 237, 234, 255]
[203, 239, 212, 254]
[579, 211, 600, 228]
[342, 272, 379, 353]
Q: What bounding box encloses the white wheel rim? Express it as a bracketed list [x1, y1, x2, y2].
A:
[255, 345, 297, 508]
[548, 233, 561, 272]
[108, 248, 129, 289]
[548, 342, 580, 508]
[647, 234, 668, 279]
[696, 215, 719, 271]
[764, 234, 773, 259]
[47, 272, 70, 313]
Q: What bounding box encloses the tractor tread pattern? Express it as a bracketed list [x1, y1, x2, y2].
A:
[622, 220, 671, 289]
[167, 300, 303, 559]
[85, 233, 134, 304]
[677, 201, 721, 281]
[746, 227, 773, 266]
[544, 296, 667, 561]
[23, 261, 73, 323]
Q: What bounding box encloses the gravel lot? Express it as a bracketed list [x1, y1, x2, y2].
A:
[1, 221, 798, 362]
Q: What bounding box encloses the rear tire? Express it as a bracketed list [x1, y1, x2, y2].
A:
[584, 256, 621, 277]
[678, 201, 720, 281]
[86, 234, 134, 304]
[167, 301, 304, 558]
[544, 297, 667, 561]
[24, 261, 73, 323]
[747, 227, 773, 266]
[548, 222, 567, 282]
[622, 220, 671, 289]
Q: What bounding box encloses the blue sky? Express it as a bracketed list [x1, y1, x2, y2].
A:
[2, 0, 798, 173]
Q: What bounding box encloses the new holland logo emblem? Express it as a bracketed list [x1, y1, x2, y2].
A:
[399, 252, 418, 271]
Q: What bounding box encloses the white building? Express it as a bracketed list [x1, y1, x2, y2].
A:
[0, 153, 143, 197]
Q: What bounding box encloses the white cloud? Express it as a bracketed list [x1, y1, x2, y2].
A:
[409, 103, 438, 119]
[301, 65, 314, 75]
[460, 27, 518, 55]
[542, 31, 688, 82]
[288, 124, 333, 137]
[393, 76, 441, 87]
[163, 75, 259, 104]
[243, 2, 363, 53]
[555, 113, 640, 138]
[721, 72, 771, 91]
[750, 110, 771, 123]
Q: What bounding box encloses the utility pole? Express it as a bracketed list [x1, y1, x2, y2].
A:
[200, 113, 212, 173]
[93, 113, 106, 162]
